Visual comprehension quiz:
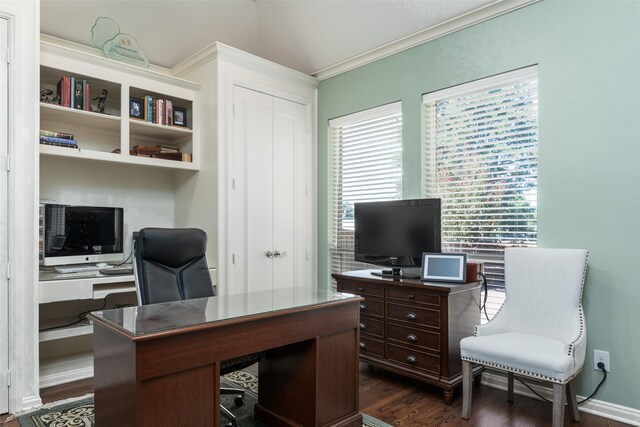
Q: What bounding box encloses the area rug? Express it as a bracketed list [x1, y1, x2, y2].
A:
[17, 369, 392, 427]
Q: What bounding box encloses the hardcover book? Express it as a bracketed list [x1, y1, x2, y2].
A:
[74, 79, 84, 110]
[40, 135, 78, 145]
[56, 76, 71, 108]
[70, 77, 75, 109]
[40, 130, 74, 140]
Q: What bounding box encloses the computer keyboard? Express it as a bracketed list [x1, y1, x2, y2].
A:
[99, 266, 134, 275]
[54, 264, 114, 274]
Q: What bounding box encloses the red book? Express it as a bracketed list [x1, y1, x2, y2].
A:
[57, 76, 71, 107]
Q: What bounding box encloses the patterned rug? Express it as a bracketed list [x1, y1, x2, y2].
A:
[17, 369, 392, 427]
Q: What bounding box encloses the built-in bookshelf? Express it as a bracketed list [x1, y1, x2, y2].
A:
[39, 42, 201, 171]
[37, 38, 203, 388]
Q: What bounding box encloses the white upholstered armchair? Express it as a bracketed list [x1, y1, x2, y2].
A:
[460, 247, 589, 427]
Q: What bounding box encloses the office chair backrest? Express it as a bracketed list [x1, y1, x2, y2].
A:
[134, 228, 214, 305]
[499, 247, 588, 343]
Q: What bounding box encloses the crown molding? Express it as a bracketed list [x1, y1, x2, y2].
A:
[171, 41, 318, 88]
[313, 0, 540, 80]
[40, 34, 200, 91]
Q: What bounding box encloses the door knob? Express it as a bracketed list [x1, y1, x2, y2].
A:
[273, 250, 287, 258]
[265, 251, 274, 258]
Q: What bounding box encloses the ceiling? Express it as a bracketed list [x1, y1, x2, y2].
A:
[41, 0, 507, 76]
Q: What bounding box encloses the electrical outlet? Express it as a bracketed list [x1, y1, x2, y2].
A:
[594, 350, 610, 372]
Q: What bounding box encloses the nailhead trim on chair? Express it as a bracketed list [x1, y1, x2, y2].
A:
[465, 251, 590, 384]
[473, 298, 507, 337]
[460, 355, 576, 384]
[567, 251, 589, 356]
[567, 306, 585, 356]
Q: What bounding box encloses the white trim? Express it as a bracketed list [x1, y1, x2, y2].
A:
[1, 0, 41, 413]
[172, 41, 317, 87]
[313, 0, 540, 80]
[422, 65, 538, 103]
[40, 35, 200, 91]
[482, 371, 640, 426]
[40, 34, 171, 76]
[328, 101, 401, 128]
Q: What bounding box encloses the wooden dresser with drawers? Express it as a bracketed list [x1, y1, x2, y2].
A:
[332, 269, 483, 404]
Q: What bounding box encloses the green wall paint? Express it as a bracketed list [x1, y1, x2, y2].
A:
[317, 0, 640, 410]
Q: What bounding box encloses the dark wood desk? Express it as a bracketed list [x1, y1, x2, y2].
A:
[88, 288, 363, 427]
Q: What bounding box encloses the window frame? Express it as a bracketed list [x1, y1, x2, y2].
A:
[422, 66, 539, 288]
[328, 102, 403, 284]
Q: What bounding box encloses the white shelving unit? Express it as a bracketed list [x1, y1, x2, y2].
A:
[37, 37, 202, 389]
[39, 323, 93, 343]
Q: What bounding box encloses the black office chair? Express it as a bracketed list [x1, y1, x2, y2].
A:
[133, 227, 263, 427]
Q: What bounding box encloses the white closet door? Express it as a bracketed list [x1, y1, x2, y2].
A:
[231, 86, 313, 294]
[233, 86, 275, 292]
[272, 97, 311, 289]
[0, 17, 9, 414]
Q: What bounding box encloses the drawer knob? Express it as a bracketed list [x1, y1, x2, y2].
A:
[406, 312, 418, 320]
[359, 322, 366, 329]
[408, 294, 415, 300]
[407, 355, 417, 364]
[407, 334, 418, 342]
[358, 287, 365, 292]
[360, 303, 367, 310]
[359, 341, 367, 349]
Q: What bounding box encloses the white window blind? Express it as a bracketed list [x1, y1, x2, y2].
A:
[329, 102, 403, 283]
[423, 67, 538, 287]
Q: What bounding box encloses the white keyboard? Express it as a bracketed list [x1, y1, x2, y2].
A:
[54, 264, 114, 274]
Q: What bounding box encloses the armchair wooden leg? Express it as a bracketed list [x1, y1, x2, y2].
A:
[507, 372, 514, 402]
[566, 380, 580, 422]
[552, 383, 566, 427]
[461, 360, 472, 419]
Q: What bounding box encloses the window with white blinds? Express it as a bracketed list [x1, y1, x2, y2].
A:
[422, 67, 538, 287]
[329, 102, 403, 282]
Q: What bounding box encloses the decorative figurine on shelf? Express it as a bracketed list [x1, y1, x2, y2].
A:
[40, 89, 61, 105]
[40, 89, 53, 102]
[92, 89, 108, 113]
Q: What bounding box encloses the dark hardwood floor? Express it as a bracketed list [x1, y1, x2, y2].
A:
[1, 364, 629, 426]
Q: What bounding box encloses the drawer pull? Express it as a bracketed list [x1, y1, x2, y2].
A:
[407, 355, 417, 364]
[359, 322, 366, 329]
[360, 303, 367, 310]
[359, 341, 367, 349]
[358, 287, 365, 292]
[406, 312, 418, 320]
[407, 334, 418, 342]
[408, 293, 415, 300]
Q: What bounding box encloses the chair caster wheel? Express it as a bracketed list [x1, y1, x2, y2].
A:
[224, 422, 233, 427]
[234, 396, 245, 407]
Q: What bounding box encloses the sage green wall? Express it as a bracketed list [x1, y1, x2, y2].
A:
[317, 0, 640, 410]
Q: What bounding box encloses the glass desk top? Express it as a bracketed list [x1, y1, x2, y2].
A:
[89, 287, 359, 336]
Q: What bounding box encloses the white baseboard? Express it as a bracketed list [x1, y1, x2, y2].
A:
[39, 365, 93, 389]
[482, 371, 640, 426]
[20, 395, 43, 412]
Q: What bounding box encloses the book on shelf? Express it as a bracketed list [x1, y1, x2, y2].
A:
[73, 79, 84, 110]
[39, 136, 78, 148]
[55, 76, 92, 111]
[157, 145, 179, 153]
[151, 152, 182, 161]
[56, 76, 71, 108]
[70, 77, 75, 109]
[140, 95, 178, 126]
[85, 82, 90, 111]
[40, 130, 74, 140]
[166, 100, 173, 126]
